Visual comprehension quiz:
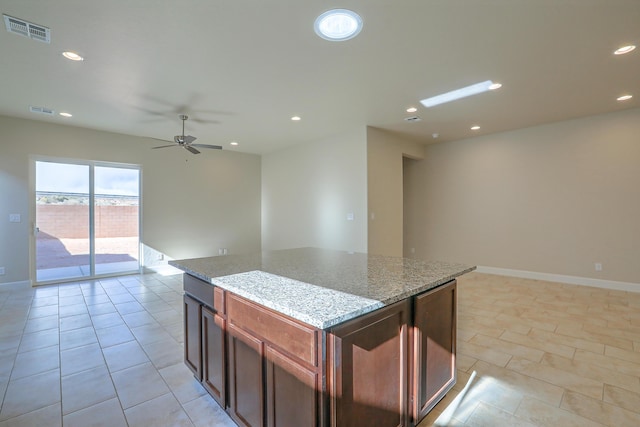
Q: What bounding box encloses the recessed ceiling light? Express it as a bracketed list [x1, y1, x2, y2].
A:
[230, 141, 239, 146]
[314, 9, 363, 41]
[614, 45, 636, 55]
[406, 107, 418, 113]
[62, 51, 83, 61]
[420, 80, 501, 108]
[617, 94, 633, 101]
[291, 116, 301, 121]
[470, 125, 481, 130]
[59, 112, 72, 117]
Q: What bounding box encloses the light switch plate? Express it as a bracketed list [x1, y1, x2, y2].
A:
[9, 214, 21, 223]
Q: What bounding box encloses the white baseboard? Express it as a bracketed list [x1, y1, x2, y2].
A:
[475, 266, 640, 293]
[0, 280, 32, 289]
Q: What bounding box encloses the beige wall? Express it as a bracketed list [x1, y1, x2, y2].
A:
[404, 108, 640, 284]
[4, 107, 638, 286]
[0, 115, 261, 284]
[367, 127, 424, 257]
[261, 128, 367, 253]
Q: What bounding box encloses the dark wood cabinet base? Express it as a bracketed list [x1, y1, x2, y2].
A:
[328, 300, 410, 427]
[184, 274, 456, 427]
[413, 280, 457, 420]
[202, 306, 226, 407]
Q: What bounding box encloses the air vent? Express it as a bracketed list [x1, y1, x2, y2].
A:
[404, 116, 422, 122]
[3, 14, 50, 43]
[29, 106, 55, 116]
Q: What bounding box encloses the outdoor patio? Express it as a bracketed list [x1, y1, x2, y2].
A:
[35, 191, 140, 282]
[36, 233, 139, 281]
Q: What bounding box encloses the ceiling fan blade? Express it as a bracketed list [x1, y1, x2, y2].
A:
[185, 146, 201, 154]
[152, 144, 178, 149]
[189, 118, 221, 125]
[183, 135, 197, 144]
[191, 144, 223, 150]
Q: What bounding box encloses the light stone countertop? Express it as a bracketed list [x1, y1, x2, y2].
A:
[170, 247, 475, 329]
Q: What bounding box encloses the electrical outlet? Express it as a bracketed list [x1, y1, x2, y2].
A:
[9, 214, 21, 223]
[595, 262, 603, 272]
[0, 267, 5, 275]
[219, 248, 228, 256]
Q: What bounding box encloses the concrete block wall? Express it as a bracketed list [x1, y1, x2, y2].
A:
[36, 205, 138, 238]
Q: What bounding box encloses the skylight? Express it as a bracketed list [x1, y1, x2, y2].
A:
[420, 80, 501, 108]
[314, 9, 363, 41]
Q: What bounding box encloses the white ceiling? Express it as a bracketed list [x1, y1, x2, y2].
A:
[1, 0, 638, 155]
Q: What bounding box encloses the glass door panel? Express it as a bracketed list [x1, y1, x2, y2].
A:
[36, 161, 90, 282]
[35, 160, 141, 283]
[94, 166, 140, 275]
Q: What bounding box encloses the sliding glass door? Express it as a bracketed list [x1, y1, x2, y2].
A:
[35, 162, 91, 281]
[94, 166, 140, 276]
[35, 159, 140, 283]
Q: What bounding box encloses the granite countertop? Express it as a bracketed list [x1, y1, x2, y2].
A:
[170, 247, 475, 329]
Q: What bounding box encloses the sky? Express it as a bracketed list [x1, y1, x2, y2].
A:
[36, 161, 139, 196]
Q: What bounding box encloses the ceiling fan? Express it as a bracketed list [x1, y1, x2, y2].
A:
[152, 114, 222, 154]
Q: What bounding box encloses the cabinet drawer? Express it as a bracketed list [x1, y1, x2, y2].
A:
[184, 274, 215, 308]
[227, 293, 319, 367]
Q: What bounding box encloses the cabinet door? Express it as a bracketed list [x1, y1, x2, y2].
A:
[265, 345, 319, 427]
[202, 306, 226, 407]
[413, 280, 457, 422]
[184, 294, 202, 380]
[329, 300, 410, 427]
[228, 323, 264, 427]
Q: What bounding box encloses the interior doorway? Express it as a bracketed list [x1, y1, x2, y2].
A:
[35, 159, 140, 283]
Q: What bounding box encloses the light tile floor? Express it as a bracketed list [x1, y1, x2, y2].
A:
[0, 272, 235, 427]
[420, 273, 640, 427]
[0, 272, 638, 426]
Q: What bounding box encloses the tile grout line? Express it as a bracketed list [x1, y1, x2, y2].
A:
[0, 286, 37, 422]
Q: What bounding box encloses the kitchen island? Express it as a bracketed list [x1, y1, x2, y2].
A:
[170, 248, 474, 427]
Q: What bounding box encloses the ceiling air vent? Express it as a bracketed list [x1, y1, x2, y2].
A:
[3, 14, 50, 43]
[29, 106, 55, 116]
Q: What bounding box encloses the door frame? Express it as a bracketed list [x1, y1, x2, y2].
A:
[29, 155, 143, 285]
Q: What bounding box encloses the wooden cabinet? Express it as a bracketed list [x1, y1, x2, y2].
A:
[183, 273, 457, 427]
[202, 306, 226, 407]
[266, 345, 320, 427]
[412, 280, 457, 423]
[183, 294, 202, 380]
[228, 323, 264, 427]
[183, 275, 227, 408]
[227, 293, 323, 427]
[328, 300, 410, 427]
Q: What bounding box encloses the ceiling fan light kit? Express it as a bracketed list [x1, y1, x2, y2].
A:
[152, 114, 223, 155]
